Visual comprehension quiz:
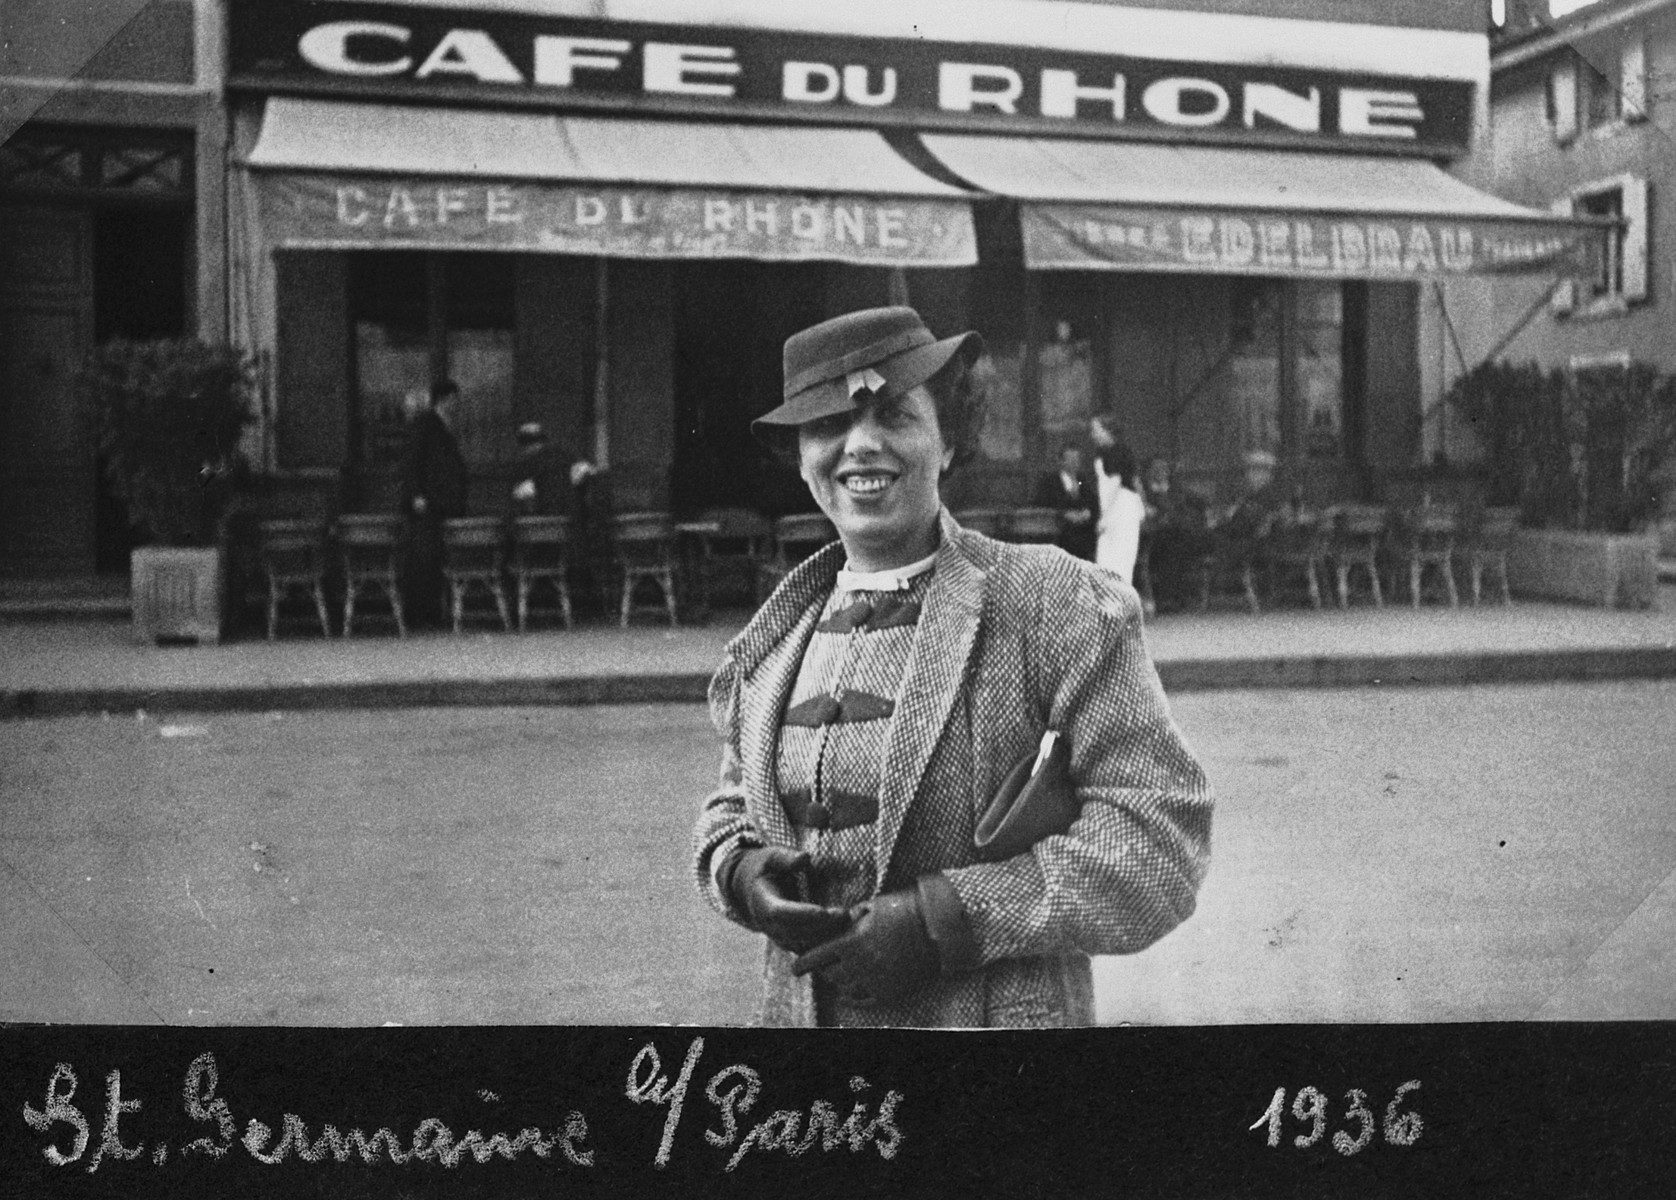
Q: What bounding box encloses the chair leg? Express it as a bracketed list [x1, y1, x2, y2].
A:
[450, 579, 465, 634]
[1305, 563, 1322, 609]
[559, 575, 573, 630]
[1369, 562, 1383, 608]
[1497, 558, 1512, 604]
[342, 583, 357, 638]
[517, 576, 530, 632]
[1410, 559, 1422, 608]
[664, 569, 679, 627]
[1443, 560, 1459, 608]
[1471, 560, 1483, 607]
[1241, 562, 1260, 614]
[1336, 564, 1350, 609]
[389, 581, 407, 638]
[311, 583, 331, 637]
[267, 580, 282, 641]
[492, 580, 512, 632]
[620, 572, 633, 628]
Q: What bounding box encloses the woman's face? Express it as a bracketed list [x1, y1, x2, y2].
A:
[798, 385, 951, 572]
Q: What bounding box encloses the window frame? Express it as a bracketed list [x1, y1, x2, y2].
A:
[1551, 172, 1650, 318]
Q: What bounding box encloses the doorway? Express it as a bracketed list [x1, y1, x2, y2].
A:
[670, 260, 826, 516]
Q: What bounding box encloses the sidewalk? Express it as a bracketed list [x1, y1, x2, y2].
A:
[5, 585, 1676, 717]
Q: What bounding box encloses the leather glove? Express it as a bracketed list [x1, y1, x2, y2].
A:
[791, 875, 980, 1007]
[790, 887, 939, 1007]
[722, 846, 850, 955]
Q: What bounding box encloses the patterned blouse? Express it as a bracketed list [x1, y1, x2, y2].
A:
[774, 563, 936, 917]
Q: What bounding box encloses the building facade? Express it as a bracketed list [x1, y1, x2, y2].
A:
[1, 0, 227, 579]
[1489, 0, 1670, 368]
[3, 1, 1603, 582]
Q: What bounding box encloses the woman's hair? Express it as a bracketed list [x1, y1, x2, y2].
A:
[757, 354, 989, 478]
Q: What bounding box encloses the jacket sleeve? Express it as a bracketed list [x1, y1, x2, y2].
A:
[691, 654, 765, 926]
[941, 559, 1213, 964]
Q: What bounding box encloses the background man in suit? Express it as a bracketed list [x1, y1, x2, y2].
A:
[401, 379, 470, 627]
[510, 421, 596, 517]
[1035, 444, 1099, 561]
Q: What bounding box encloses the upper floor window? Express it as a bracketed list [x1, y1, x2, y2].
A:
[1546, 37, 1648, 142]
[1576, 185, 1624, 298]
[1550, 174, 1650, 316]
[1582, 52, 1620, 128]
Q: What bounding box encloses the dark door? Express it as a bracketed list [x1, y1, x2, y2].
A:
[0, 204, 96, 577]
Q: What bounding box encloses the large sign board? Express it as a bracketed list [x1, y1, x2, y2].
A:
[1023, 204, 1602, 278]
[229, 1, 1475, 155]
[251, 172, 978, 267]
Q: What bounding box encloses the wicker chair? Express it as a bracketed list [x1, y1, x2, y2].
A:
[1328, 504, 1388, 609]
[1461, 505, 1519, 606]
[255, 518, 332, 640]
[757, 513, 837, 601]
[952, 508, 1011, 539]
[1262, 515, 1330, 609]
[1198, 524, 1263, 614]
[694, 507, 773, 608]
[440, 517, 512, 633]
[612, 511, 679, 627]
[510, 515, 574, 631]
[1399, 505, 1461, 608]
[336, 514, 407, 637]
[1006, 507, 1061, 544]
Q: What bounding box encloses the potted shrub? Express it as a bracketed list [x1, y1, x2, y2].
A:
[81, 338, 256, 643]
[1448, 360, 1676, 607]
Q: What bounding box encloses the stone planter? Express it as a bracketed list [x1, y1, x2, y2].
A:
[131, 545, 224, 644]
[1505, 529, 1659, 609]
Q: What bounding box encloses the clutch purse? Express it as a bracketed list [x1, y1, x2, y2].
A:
[973, 730, 1078, 862]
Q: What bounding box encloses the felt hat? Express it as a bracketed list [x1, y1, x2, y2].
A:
[1244, 448, 1279, 470]
[516, 422, 547, 446]
[753, 306, 982, 435]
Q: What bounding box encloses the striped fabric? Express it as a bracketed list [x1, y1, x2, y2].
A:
[692, 509, 1213, 1027]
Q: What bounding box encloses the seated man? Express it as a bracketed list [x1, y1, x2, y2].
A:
[1033, 444, 1098, 561]
[1140, 457, 1211, 610]
[509, 422, 596, 517]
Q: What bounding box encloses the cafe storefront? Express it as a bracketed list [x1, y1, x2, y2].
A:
[226, 0, 1603, 519]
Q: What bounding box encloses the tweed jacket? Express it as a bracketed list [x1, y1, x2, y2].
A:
[691, 510, 1212, 1027]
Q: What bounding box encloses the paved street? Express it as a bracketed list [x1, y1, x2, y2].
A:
[3, 680, 1673, 1025]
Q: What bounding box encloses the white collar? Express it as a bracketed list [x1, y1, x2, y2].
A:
[836, 549, 938, 593]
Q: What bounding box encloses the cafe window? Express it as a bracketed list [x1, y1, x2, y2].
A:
[1035, 273, 1102, 442]
[348, 251, 516, 471]
[1297, 282, 1345, 460]
[1227, 278, 1282, 455]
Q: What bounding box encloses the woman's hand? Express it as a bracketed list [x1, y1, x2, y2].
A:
[724, 846, 850, 954]
[790, 889, 938, 1007]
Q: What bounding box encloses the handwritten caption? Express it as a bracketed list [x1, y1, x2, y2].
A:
[1249, 1081, 1423, 1155]
[18, 1036, 903, 1176]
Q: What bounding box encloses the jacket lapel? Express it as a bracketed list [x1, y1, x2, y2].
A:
[725, 540, 846, 848]
[874, 511, 986, 890]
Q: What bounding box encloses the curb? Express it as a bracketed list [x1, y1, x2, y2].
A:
[4, 647, 1675, 719]
[1157, 646, 1676, 691]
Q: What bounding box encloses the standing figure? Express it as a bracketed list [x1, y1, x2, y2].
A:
[400, 378, 470, 626]
[1089, 415, 1145, 584]
[691, 306, 1212, 1028]
[1034, 443, 1099, 561]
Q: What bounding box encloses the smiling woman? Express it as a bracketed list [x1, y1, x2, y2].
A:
[757, 309, 980, 572]
[691, 306, 1214, 1028]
